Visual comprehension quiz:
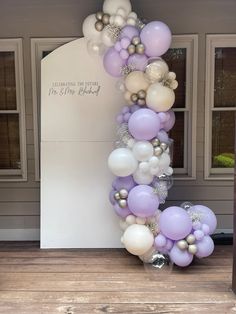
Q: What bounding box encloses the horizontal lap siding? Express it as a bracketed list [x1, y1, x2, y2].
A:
[0, 0, 235, 236]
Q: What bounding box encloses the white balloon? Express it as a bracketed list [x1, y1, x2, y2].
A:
[82, 14, 102, 41]
[132, 141, 154, 161]
[159, 152, 171, 171]
[119, 219, 129, 231]
[125, 71, 149, 93]
[101, 27, 116, 47]
[87, 40, 106, 56]
[133, 168, 153, 185]
[139, 161, 150, 173]
[103, 0, 132, 16]
[146, 83, 175, 112]
[166, 166, 174, 176]
[126, 215, 136, 225]
[123, 224, 154, 256]
[149, 167, 160, 176]
[145, 59, 169, 83]
[149, 156, 159, 168]
[136, 217, 146, 225]
[108, 148, 138, 177]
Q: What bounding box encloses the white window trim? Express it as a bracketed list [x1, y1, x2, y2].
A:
[171, 35, 198, 180]
[205, 34, 236, 180]
[0, 39, 27, 181]
[31, 36, 197, 181]
[31, 37, 76, 181]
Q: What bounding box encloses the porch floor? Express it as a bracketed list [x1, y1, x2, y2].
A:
[0, 242, 235, 313]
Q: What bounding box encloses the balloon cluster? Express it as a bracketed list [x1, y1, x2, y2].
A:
[82, 0, 217, 267]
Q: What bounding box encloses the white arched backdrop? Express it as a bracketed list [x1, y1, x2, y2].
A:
[41, 38, 124, 248]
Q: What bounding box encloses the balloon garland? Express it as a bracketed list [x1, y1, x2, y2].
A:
[82, 0, 217, 267]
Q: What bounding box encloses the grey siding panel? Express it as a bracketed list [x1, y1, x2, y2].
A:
[0, 0, 235, 236]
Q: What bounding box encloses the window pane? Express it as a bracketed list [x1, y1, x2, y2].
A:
[0, 52, 16, 110]
[42, 50, 53, 58]
[212, 111, 235, 168]
[169, 112, 185, 168]
[0, 114, 21, 169]
[214, 48, 236, 108]
[163, 48, 186, 108]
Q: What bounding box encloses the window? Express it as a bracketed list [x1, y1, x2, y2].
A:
[0, 39, 26, 181]
[163, 35, 198, 179]
[31, 38, 76, 180]
[205, 35, 236, 180]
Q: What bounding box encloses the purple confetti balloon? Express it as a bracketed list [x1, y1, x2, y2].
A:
[196, 235, 214, 258]
[128, 185, 159, 218]
[159, 206, 192, 241]
[169, 243, 193, 267]
[121, 25, 140, 40]
[128, 109, 161, 140]
[103, 47, 126, 77]
[112, 176, 136, 192]
[113, 202, 132, 218]
[140, 21, 172, 57]
[127, 54, 148, 71]
[191, 205, 217, 235]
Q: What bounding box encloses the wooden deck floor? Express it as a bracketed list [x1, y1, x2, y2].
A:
[0, 242, 235, 313]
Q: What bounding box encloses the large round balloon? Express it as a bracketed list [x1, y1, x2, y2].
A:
[195, 235, 214, 258]
[159, 206, 192, 240]
[82, 14, 102, 41]
[103, 48, 126, 77]
[169, 243, 193, 267]
[108, 148, 138, 177]
[146, 83, 175, 112]
[145, 58, 169, 83]
[128, 109, 161, 140]
[161, 110, 175, 131]
[122, 224, 154, 255]
[132, 141, 154, 161]
[191, 205, 217, 235]
[125, 71, 149, 93]
[103, 0, 132, 16]
[128, 185, 159, 217]
[140, 21, 172, 57]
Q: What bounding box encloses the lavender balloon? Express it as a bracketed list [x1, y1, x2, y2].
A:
[162, 110, 175, 132]
[113, 202, 132, 218]
[128, 109, 161, 140]
[109, 189, 116, 205]
[159, 206, 192, 240]
[196, 235, 214, 258]
[127, 54, 148, 71]
[112, 175, 136, 192]
[121, 25, 140, 40]
[140, 21, 172, 57]
[128, 185, 159, 218]
[191, 205, 217, 235]
[103, 47, 126, 77]
[169, 243, 193, 267]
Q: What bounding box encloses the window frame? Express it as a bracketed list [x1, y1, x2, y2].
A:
[205, 34, 236, 180]
[170, 34, 198, 180]
[31, 37, 76, 181]
[0, 38, 27, 181]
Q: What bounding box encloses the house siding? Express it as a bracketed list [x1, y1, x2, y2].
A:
[0, 0, 235, 238]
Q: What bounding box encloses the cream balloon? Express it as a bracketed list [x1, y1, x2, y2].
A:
[101, 26, 116, 47]
[108, 148, 138, 177]
[125, 71, 149, 93]
[159, 152, 171, 171]
[146, 83, 175, 112]
[139, 161, 150, 173]
[123, 224, 154, 256]
[82, 14, 102, 41]
[133, 168, 153, 185]
[132, 141, 154, 162]
[103, 0, 132, 16]
[145, 58, 169, 83]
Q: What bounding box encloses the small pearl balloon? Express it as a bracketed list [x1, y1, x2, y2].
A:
[202, 224, 210, 235]
[137, 99, 146, 106]
[96, 11, 103, 20]
[126, 214, 136, 225]
[128, 44, 136, 55]
[119, 188, 129, 199]
[120, 49, 129, 60]
[102, 14, 110, 25]
[136, 43, 145, 54]
[177, 240, 188, 250]
[154, 146, 163, 156]
[151, 138, 160, 147]
[136, 217, 146, 225]
[188, 244, 198, 255]
[137, 90, 146, 99]
[170, 80, 178, 90]
[167, 72, 176, 80]
[131, 93, 138, 102]
[132, 36, 141, 45]
[160, 142, 168, 151]
[186, 234, 196, 245]
[119, 199, 127, 208]
[95, 21, 104, 31]
[114, 192, 120, 200]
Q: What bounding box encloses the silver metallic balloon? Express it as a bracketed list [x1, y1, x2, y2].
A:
[177, 240, 188, 250]
[137, 99, 146, 106]
[136, 43, 145, 54]
[132, 36, 141, 46]
[160, 142, 168, 151]
[186, 234, 196, 245]
[96, 11, 103, 21]
[114, 192, 120, 200]
[118, 199, 127, 208]
[128, 44, 136, 55]
[181, 201, 194, 210]
[154, 146, 163, 157]
[119, 188, 128, 199]
[95, 20, 104, 32]
[151, 138, 160, 147]
[102, 14, 110, 25]
[131, 93, 138, 102]
[137, 89, 146, 99]
[188, 244, 198, 255]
